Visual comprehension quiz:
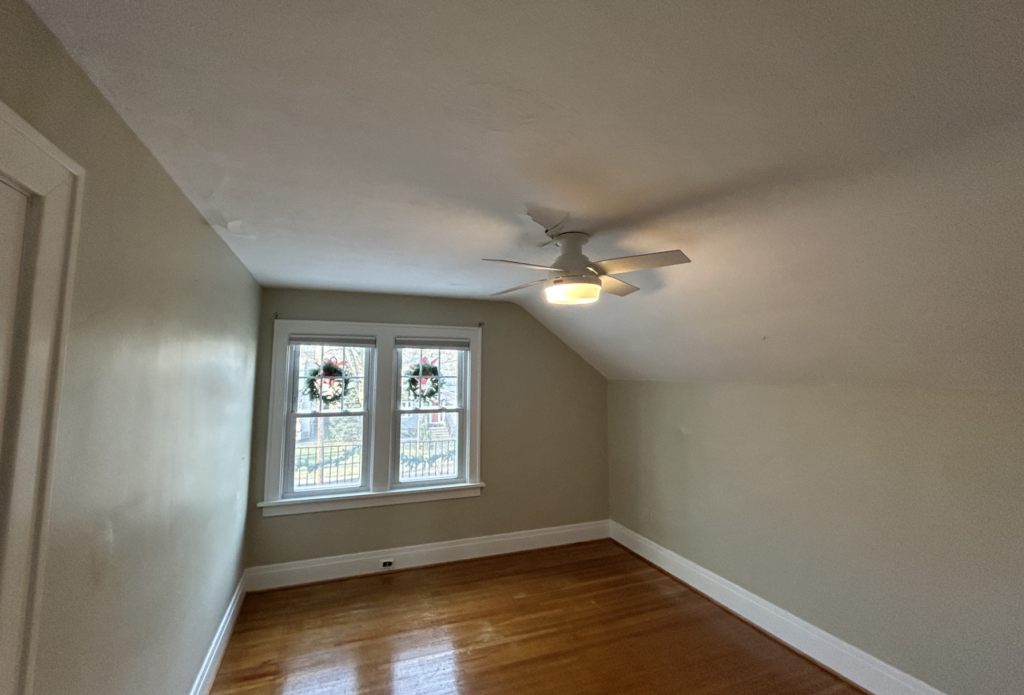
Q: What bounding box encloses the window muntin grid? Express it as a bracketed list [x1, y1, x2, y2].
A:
[287, 343, 373, 493]
[395, 347, 466, 483]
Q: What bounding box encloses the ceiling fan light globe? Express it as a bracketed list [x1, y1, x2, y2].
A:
[544, 277, 601, 305]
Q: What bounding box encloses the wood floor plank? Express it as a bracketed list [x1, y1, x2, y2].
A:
[211, 540, 863, 694]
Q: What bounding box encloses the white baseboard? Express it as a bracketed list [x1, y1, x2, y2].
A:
[199, 519, 942, 695]
[190, 578, 245, 695]
[243, 519, 611, 592]
[200, 521, 943, 695]
[610, 521, 946, 695]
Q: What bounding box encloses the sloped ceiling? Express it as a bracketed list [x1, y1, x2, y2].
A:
[27, 0, 1024, 389]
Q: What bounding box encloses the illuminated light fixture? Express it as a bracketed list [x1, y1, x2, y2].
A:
[544, 276, 602, 305]
[485, 221, 691, 305]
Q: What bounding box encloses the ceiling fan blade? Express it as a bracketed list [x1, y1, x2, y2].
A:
[490, 279, 546, 297]
[482, 258, 558, 271]
[525, 204, 571, 232]
[591, 250, 691, 276]
[600, 275, 640, 297]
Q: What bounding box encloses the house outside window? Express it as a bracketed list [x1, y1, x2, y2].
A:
[259, 320, 482, 515]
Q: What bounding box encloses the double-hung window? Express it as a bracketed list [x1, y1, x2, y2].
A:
[260, 321, 482, 515]
[288, 338, 374, 493]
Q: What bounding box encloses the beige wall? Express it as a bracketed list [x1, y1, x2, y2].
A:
[0, 1, 260, 694]
[608, 381, 1023, 695]
[10, 4, 1016, 695]
[245, 288, 608, 566]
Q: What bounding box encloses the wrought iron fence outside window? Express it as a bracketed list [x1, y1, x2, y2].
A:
[293, 439, 458, 489]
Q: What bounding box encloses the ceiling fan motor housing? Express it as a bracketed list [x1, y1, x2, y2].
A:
[544, 232, 602, 304]
[550, 232, 596, 279]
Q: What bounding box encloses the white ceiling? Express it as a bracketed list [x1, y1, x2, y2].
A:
[28, 0, 1024, 388]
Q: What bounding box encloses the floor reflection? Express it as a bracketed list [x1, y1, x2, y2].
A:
[390, 628, 460, 695]
[273, 629, 461, 694]
[280, 660, 359, 694]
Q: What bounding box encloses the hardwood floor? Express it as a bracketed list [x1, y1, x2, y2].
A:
[211, 540, 862, 694]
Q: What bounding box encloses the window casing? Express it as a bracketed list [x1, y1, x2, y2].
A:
[260, 321, 482, 515]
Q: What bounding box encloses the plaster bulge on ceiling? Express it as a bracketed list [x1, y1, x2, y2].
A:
[26, 0, 1024, 389]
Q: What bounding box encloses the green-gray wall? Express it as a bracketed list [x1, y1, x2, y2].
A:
[608, 381, 1023, 695]
[0, 1, 260, 694]
[245, 288, 608, 566]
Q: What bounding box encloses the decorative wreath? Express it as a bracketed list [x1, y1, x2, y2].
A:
[405, 357, 441, 402]
[303, 358, 352, 406]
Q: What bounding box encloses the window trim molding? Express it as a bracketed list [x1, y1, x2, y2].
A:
[258, 482, 486, 516]
[261, 320, 482, 514]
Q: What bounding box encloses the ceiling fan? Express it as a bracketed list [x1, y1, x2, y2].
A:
[484, 206, 690, 305]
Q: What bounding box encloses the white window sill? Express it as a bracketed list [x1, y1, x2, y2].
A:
[257, 482, 485, 516]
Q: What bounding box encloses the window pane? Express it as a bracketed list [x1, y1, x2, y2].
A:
[439, 378, 458, 408]
[398, 347, 462, 409]
[295, 344, 370, 412]
[296, 344, 322, 375]
[438, 349, 460, 377]
[295, 344, 322, 411]
[296, 377, 317, 413]
[293, 415, 363, 490]
[398, 412, 459, 482]
[343, 377, 365, 412]
[323, 345, 368, 378]
[316, 376, 363, 413]
[399, 346, 437, 376]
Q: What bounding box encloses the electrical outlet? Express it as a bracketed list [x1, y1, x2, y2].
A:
[381, 559, 394, 569]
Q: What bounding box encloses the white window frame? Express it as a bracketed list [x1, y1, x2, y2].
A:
[259, 320, 483, 516]
[282, 336, 376, 497]
[389, 339, 470, 489]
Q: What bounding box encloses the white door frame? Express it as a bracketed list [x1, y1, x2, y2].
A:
[0, 99, 84, 695]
